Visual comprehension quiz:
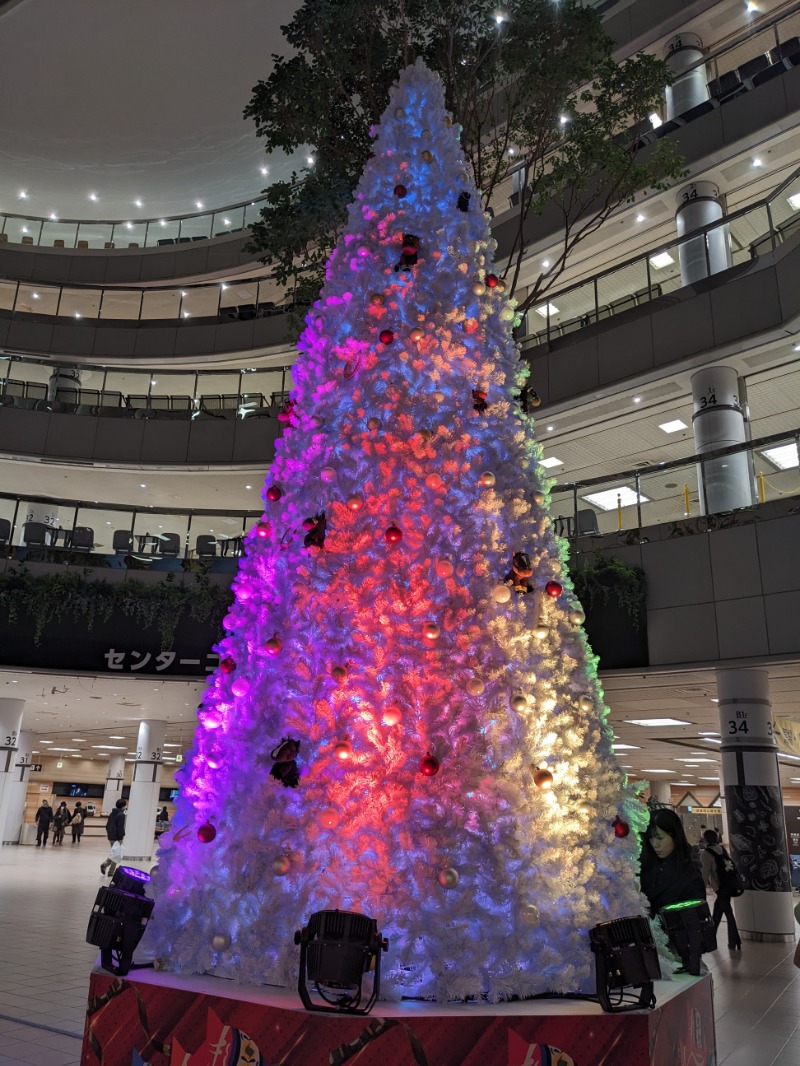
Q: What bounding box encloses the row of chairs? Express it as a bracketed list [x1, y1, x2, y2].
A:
[0, 523, 241, 562]
[523, 284, 664, 347]
[0, 233, 243, 250]
[0, 380, 271, 412]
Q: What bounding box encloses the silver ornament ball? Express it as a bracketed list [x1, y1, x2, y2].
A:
[438, 867, 460, 889]
[211, 931, 231, 951]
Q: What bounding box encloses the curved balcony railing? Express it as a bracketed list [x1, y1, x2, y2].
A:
[0, 352, 294, 420]
[549, 426, 800, 538]
[0, 196, 269, 252]
[0, 270, 290, 324]
[517, 164, 800, 349]
[0, 489, 262, 573]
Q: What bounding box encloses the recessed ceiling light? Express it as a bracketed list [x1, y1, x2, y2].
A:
[649, 251, 674, 269]
[92, 744, 127, 750]
[633, 396, 642, 404]
[89, 193, 98, 202]
[125, 222, 133, 229]
[306, 157, 315, 166]
[74, 313, 81, 319]
[752, 157, 763, 168]
[71, 738, 86, 741]
[535, 303, 559, 317]
[559, 115, 568, 125]
[582, 486, 648, 511]
[762, 443, 798, 470]
[788, 193, 800, 211]
[673, 781, 696, 785]
[659, 419, 687, 433]
[636, 213, 646, 223]
[649, 113, 663, 129]
[700, 776, 720, 781]
[140, 483, 146, 488]
[49, 212, 57, 221]
[18, 190, 28, 199]
[196, 201, 204, 209]
[710, 698, 719, 703]
[159, 219, 167, 226]
[32, 292, 40, 300]
[21, 226, 28, 234]
[223, 218, 231, 226]
[546, 425, 554, 432]
[40, 740, 53, 744]
[246, 484, 252, 489]
[259, 166, 269, 176]
[542, 259, 551, 269]
[625, 718, 692, 727]
[182, 311, 191, 318]
[538, 456, 563, 469]
[134, 199, 143, 207]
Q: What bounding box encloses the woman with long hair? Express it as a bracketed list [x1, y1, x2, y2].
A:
[640, 808, 705, 916]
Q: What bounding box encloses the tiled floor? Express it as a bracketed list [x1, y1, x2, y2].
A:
[0, 839, 798, 1065]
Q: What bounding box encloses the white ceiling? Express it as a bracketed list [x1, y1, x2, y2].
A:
[0, 0, 302, 221]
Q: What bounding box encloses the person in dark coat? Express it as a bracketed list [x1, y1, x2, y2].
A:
[70, 801, 86, 844]
[101, 799, 127, 876]
[35, 800, 54, 847]
[640, 808, 705, 916]
[52, 801, 70, 846]
[701, 829, 742, 950]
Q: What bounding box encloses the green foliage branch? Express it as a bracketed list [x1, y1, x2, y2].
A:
[571, 552, 646, 627]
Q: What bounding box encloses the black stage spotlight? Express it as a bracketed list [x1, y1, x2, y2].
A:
[589, 915, 661, 1013]
[86, 865, 155, 976]
[659, 899, 717, 976]
[295, 909, 388, 1014]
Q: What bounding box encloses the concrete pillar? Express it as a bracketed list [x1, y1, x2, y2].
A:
[124, 720, 166, 861]
[648, 780, 672, 804]
[47, 365, 81, 404]
[2, 728, 33, 845]
[691, 366, 754, 514]
[101, 755, 126, 816]
[0, 701, 25, 845]
[664, 33, 709, 120]
[675, 181, 732, 286]
[717, 667, 794, 942]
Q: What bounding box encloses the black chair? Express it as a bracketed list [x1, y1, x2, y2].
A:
[71, 526, 95, 551]
[78, 389, 100, 405]
[752, 62, 786, 88]
[149, 396, 171, 410]
[3, 380, 26, 397]
[156, 238, 175, 246]
[221, 394, 241, 410]
[25, 382, 48, 400]
[22, 522, 48, 548]
[770, 38, 800, 65]
[159, 533, 181, 557]
[112, 530, 133, 554]
[191, 235, 206, 241]
[0, 518, 10, 549]
[99, 391, 124, 408]
[176, 237, 191, 244]
[170, 396, 193, 411]
[609, 295, 636, 317]
[708, 70, 743, 102]
[237, 303, 257, 321]
[575, 509, 601, 536]
[199, 395, 224, 411]
[196, 535, 217, 563]
[126, 395, 150, 409]
[676, 99, 715, 124]
[738, 54, 770, 87]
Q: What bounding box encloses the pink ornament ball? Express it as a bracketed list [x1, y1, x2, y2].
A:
[423, 621, 440, 642]
[197, 822, 217, 844]
[334, 741, 353, 761]
[383, 706, 402, 726]
[231, 678, 251, 698]
[347, 494, 364, 511]
[255, 521, 270, 538]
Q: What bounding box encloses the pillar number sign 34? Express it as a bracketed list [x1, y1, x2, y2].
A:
[723, 703, 774, 745]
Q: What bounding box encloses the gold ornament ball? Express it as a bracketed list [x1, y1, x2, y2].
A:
[533, 767, 554, 790]
[423, 621, 440, 641]
[438, 867, 460, 889]
[473, 282, 486, 296]
[421, 150, 434, 163]
[578, 695, 593, 712]
[496, 280, 507, 293]
[422, 127, 432, 138]
[367, 417, 381, 431]
[478, 471, 496, 487]
[432, 390, 445, 403]
[510, 694, 527, 712]
[569, 609, 586, 625]
[499, 306, 515, 322]
[436, 558, 454, 578]
[577, 800, 593, 816]
[211, 931, 231, 951]
[520, 903, 541, 927]
[369, 293, 385, 306]
[534, 624, 549, 640]
[410, 327, 425, 342]
[533, 491, 545, 505]
[383, 706, 403, 727]
[492, 584, 512, 604]
[272, 856, 290, 876]
[395, 108, 405, 117]
[444, 116, 453, 126]
[347, 494, 364, 512]
[467, 678, 485, 696]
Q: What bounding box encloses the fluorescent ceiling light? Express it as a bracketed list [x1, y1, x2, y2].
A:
[698, 731, 720, 737]
[788, 192, 800, 210]
[612, 743, 641, 750]
[534, 303, 559, 317]
[675, 757, 716, 763]
[163, 743, 181, 747]
[752, 157, 763, 168]
[780, 753, 800, 761]
[642, 769, 674, 774]
[658, 419, 687, 434]
[538, 456, 563, 469]
[51, 747, 79, 752]
[92, 744, 127, 750]
[625, 718, 692, 727]
[649, 251, 674, 269]
[109, 735, 126, 739]
[649, 113, 663, 129]
[582, 486, 649, 511]
[700, 776, 720, 781]
[40, 740, 53, 744]
[762, 443, 799, 470]
[673, 781, 696, 785]
[71, 738, 86, 742]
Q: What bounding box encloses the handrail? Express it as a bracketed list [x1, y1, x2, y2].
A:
[0, 194, 270, 229]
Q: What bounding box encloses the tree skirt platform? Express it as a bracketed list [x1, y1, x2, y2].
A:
[81, 964, 715, 1066]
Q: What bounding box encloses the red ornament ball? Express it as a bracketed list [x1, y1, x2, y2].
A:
[393, 184, 407, 197]
[266, 485, 282, 502]
[334, 741, 353, 761]
[379, 329, 395, 345]
[220, 656, 236, 674]
[613, 816, 630, 839]
[265, 636, 282, 656]
[545, 580, 563, 598]
[420, 752, 441, 777]
[385, 524, 403, 544]
[485, 273, 499, 288]
[255, 521, 270, 538]
[197, 822, 217, 844]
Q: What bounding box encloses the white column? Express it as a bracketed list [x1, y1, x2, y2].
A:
[47, 365, 81, 403]
[124, 720, 166, 861]
[675, 181, 732, 285]
[101, 755, 126, 815]
[0, 701, 25, 846]
[691, 366, 754, 514]
[664, 33, 708, 120]
[648, 780, 672, 804]
[2, 728, 33, 845]
[717, 668, 794, 942]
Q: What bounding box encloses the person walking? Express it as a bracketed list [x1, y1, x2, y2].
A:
[101, 799, 127, 876]
[34, 800, 54, 847]
[52, 801, 70, 846]
[70, 801, 86, 844]
[701, 829, 743, 950]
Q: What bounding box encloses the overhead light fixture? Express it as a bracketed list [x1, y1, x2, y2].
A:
[675, 757, 716, 763]
[636, 213, 646, 223]
[649, 251, 675, 269]
[612, 743, 641, 750]
[307, 157, 315, 166]
[32, 292, 40, 299]
[762, 443, 798, 470]
[88, 193, 98, 202]
[625, 718, 692, 728]
[752, 157, 763, 168]
[658, 419, 687, 433]
[295, 909, 387, 1015]
[49, 212, 58, 221]
[196, 201, 204, 209]
[92, 744, 127, 750]
[134, 199, 143, 207]
[633, 396, 642, 404]
[538, 456, 563, 469]
[582, 486, 648, 511]
[40, 740, 53, 745]
[649, 113, 663, 129]
[535, 303, 559, 317]
[641, 769, 675, 774]
[260, 166, 269, 175]
[542, 259, 551, 269]
[546, 425, 554, 432]
[18, 190, 28, 199]
[746, 2, 758, 13]
[559, 115, 569, 125]
[788, 193, 800, 210]
[109, 735, 126, 740]
[159, 219, 167, 227]
[698, 731, 720, 737]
